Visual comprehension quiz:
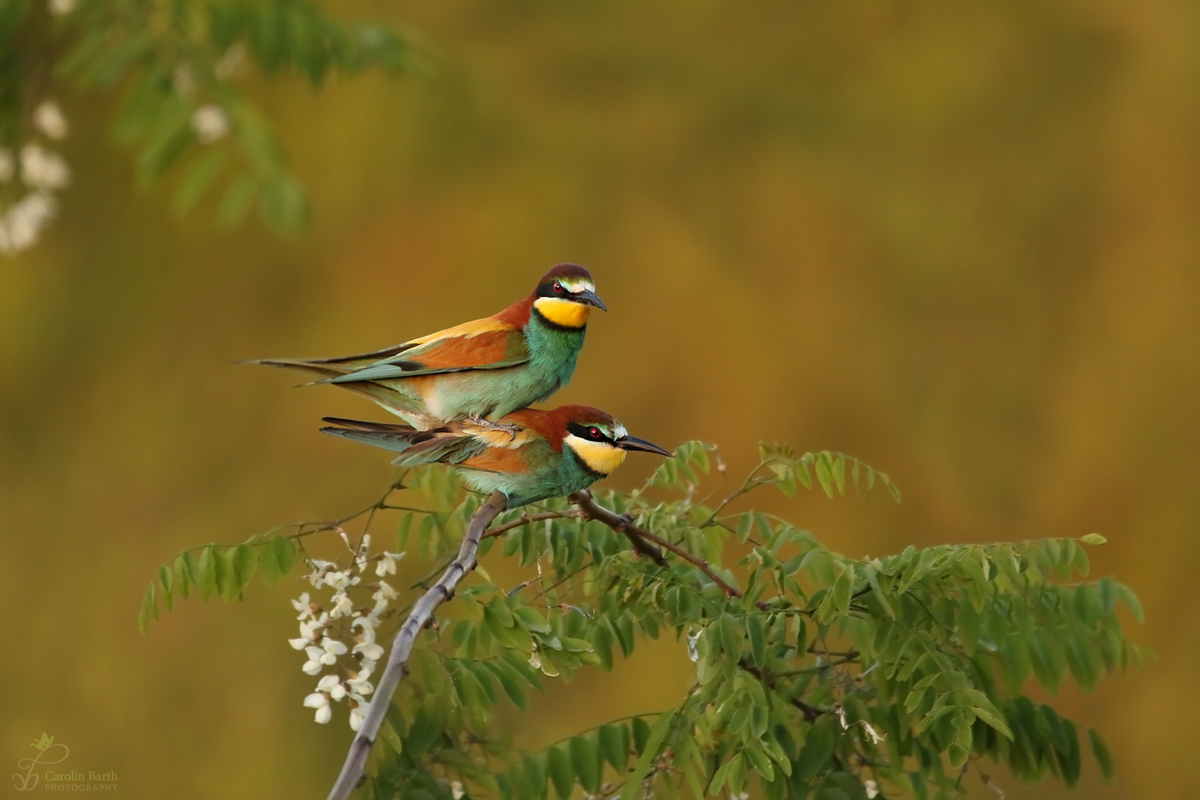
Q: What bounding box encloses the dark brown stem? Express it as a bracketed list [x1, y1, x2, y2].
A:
[245, 479, 408, 547]
[570, 490, 755, 589]
[326, 490, 508, 800]
[568, 491, 669, 567]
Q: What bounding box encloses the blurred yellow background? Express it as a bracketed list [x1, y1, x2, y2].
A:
[2, 1, 1196, 797]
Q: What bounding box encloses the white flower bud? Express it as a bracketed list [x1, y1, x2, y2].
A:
[351, 613, 380, 631]
[325, 571, 357, 591]
[353, 640, 385, 662]
[2, 192, 57, 253]
[375, 552, 404, 576]
[303, 692, 332, 724]
[32, 101, 68, 141]
[302, 660, 324, 677]
[320, 638, 348, 664]
[347, 675, 374, 696]
[20, 145, 70, 190]
[317, 674, 346, 701]
[329, 591, 354, 618]
[348, 704, 365, 731]
[191, 105, 229, 144]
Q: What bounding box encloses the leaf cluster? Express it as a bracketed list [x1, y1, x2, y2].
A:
[139, 531, 298, 633]
[144, 442, 1143, 799]
[3, 0, 420, 233]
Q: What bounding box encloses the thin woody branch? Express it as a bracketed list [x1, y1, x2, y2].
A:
[570, 490, 734, 587]
[326, 489, 509, 800]
[568, 491, 669, 567]
[483, 510, 584, 539]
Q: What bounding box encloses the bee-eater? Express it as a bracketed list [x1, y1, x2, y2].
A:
[252, 265, 605, 429]
[319, 406, 671, 509]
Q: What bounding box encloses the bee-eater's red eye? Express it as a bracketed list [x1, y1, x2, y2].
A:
[553, 282, 564, 294]
[588, 427, 601, 439]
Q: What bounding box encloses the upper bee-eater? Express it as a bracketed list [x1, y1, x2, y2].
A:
[252, 264, 606, 429]
[319, 406, 671, 509]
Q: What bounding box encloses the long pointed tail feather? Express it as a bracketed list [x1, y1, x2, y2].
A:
[319, 417, 486, 467]
[246, 359, 428, 426]
[242, 358, 350, 380]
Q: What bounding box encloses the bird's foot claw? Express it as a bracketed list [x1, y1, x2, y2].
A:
[467, 414, 521, 441]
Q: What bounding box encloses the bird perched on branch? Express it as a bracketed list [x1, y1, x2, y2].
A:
[251, 264, 606, 429]
[320, 405, 671, 509]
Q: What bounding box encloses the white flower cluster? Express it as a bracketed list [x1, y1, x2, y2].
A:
[173, 47, 242, 145]
[191, 105, 230, 144]
[290, 532, 404, 730]
[0, 100, 71, 256]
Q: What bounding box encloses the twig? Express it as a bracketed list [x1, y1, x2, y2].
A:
[326, 490, 509, 800]
[244, 479, 409, 547]
[571, 490, 745, 597]
[568, 491, 669, 567]
[697, 462, 775, 528]
[767, 655, 859, 678]
[483, 510, 583, 539]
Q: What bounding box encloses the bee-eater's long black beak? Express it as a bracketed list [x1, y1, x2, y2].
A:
[617, 436, 672, 457]
[575, 290, 607, 311]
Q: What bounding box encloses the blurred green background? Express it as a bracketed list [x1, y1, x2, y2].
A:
[2, 1, 1196, 797]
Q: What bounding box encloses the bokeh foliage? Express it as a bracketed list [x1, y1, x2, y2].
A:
[145, 443, 1141, 799]
[1, 0, 418, 234]
[1, 2, 1192, 799]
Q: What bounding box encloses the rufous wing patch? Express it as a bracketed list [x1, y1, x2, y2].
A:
[460, 447, 531, 475]
[405, 326, 527, 370]
[408, 317, 515, 346]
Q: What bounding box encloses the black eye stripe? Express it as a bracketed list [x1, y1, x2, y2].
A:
[537, 280, 595, 299]
[567, 422, 609, 442]
[538, 281, 571, 298]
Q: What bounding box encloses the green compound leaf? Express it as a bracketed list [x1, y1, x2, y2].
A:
[546, 744, 574, 800]
[619, 709, 677, 800]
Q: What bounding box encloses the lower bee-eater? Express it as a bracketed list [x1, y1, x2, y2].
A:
[320, 406, 671, 509]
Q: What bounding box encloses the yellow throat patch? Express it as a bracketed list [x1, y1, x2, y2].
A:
[565, 436, 627, 476]
[534, 297, 592, 329]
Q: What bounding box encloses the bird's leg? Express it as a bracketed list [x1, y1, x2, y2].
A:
[466, 413, 521, 441]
